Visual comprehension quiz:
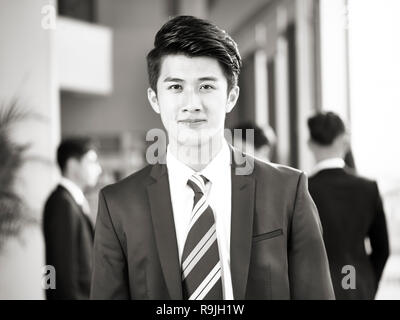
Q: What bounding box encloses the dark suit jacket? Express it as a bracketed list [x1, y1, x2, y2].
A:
[90, 149, 334, 300]
[43, 185, 94, 300]
[308, 168, 390, 300]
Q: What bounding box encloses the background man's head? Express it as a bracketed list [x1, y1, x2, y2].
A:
[57, 138, 102, 190]
[307, 111, 349, 162]
[234, 122, 276, 161]
[146, 15, 242, 149]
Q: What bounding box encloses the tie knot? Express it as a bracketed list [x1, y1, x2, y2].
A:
[187, 174, 207, 194]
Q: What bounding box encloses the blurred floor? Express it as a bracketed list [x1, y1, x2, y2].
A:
[376, 256, 400, 300]
[376, 190, 400, 300]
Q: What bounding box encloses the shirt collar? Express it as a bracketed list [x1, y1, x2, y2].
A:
[59, 177, 86, 206]
[166, 146, 196, 189]
[201, 140, 230, 185]
[166, 140, 231, 186]
[309, 157, 346, 177]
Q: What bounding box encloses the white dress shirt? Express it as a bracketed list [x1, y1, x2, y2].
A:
[308, 157, 346, 177]
[59, 177, 91, 215]
[166, 140, 233, 300]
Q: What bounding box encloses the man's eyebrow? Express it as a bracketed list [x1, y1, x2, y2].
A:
[163, 77, 184, 82]
[198, 77, 219, 82]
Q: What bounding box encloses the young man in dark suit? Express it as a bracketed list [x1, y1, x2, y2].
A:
[307, 112, 390, 299]
[90, 16, 334, 300]
[43, 138, 102, 299]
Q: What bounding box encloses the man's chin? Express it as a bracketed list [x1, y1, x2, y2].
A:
[177, 138, 206, 147]
[170, 128, 223, 149]
[173, 130, 203, 145]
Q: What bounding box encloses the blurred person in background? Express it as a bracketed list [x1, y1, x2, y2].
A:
[0, 103, 45, 299]
[233, 122, 276, 162]
[43, 138, 102, 300]
[307, 111, 390, 299]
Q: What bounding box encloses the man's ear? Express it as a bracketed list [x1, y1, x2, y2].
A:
[64, 157, 79, 176]
[226, 86, 240, 113]
[147, 88, 160, 114]
[334, 133, 349, 154]
[342, 133, 351, 152]
[308, 139, 317, 152]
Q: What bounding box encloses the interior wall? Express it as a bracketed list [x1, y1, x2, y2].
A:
[0, 0, 60, 216]
[222, 0, 316, 169]
[60, 0, 165, 139]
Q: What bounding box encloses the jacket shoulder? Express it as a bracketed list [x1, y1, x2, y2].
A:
[348, 172, 377, 186]
[101, 164, 154, 198]
[253, 158, 303, 182]
[310, 168, 378, 188]
[347, 173, 380, 196]
[45, 186, 75, 210]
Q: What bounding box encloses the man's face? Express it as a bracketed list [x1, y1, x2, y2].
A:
[76, 150, 102, 189]
[148, 54, 239, 148]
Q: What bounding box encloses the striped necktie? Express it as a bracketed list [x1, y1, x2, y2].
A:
[181, 174, 223, 300]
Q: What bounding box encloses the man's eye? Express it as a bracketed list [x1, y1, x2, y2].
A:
[168, 84, 182, 90]
[200, 84, 215, 90]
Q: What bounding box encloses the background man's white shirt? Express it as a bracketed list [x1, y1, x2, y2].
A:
[308, 158, 345, 177]
[59, 177, 91, 215]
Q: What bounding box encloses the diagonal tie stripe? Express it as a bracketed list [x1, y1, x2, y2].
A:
[189, 262, 221, 300]
[190, 174, 206, 193]
[183, 239, 221, 298]
[182, 227, 216, 279]
[190, 194, 207, 222]
[181, 174, 223, 300]
[182, 223, 216, 273]
[188, 197, 208, 232]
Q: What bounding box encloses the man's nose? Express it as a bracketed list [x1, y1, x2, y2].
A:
[182, 89, 202, 112]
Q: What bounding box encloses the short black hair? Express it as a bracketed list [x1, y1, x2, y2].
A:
[234, 122, 270, 150]
[57, 138, 94, 173]
[307, 112, 346, 146]
[146, 15, 242, 93]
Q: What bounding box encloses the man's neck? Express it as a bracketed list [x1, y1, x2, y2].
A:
[315, 154, 343, 163]
[169, 137, 224, 172]
[62, 174, 84, 192]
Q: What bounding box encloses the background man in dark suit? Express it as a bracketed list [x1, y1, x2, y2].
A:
[307, 112, 390, 299]
[43, 138, 102, 299]
[90, 15, 334, 300]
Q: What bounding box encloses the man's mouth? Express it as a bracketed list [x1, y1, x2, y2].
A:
[178, 119, 206, 123]
[178, 119, 207, 128]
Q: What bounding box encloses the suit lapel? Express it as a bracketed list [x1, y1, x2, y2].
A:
[230, 148, 256, 300]
[58, 185, 95, 234]
[147, 163, 183, 300]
